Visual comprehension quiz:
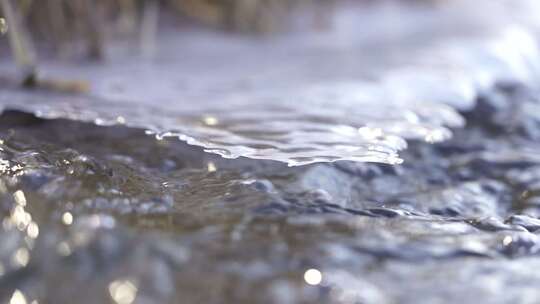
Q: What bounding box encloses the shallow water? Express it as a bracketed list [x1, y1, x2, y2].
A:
[1, 84, 540, 303]
[2, 0, 540, 166]
[1, 1, 540, 303]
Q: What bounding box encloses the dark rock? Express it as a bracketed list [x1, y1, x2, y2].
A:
[505, 215, 540, 232]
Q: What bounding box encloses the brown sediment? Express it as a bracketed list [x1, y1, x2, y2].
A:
[28, 77, 90, 94]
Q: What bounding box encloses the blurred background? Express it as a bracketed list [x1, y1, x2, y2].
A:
[0, 0, 341, 60]
[0, 0, 460, 92]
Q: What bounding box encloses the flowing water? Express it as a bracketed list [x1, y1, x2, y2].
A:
[1, 0, 540, 303]
[2, 0, 540, 166]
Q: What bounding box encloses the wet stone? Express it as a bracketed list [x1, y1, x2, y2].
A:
[505, 215, 540, 232]
[394, 182, 501, 219]
[468, 217, 527, 232]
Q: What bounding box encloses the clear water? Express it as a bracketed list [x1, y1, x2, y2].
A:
[1, 88, 540, 302]
[1, 1, 540, 303]
[2, 0, 540, 166]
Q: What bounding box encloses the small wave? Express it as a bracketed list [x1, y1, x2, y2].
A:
[0, 0, 539, 166]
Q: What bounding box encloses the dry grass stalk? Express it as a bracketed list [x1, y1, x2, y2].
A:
[1, 0, 37, 85]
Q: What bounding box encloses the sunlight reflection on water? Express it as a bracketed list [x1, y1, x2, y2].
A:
[1, 1, 539, 166]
